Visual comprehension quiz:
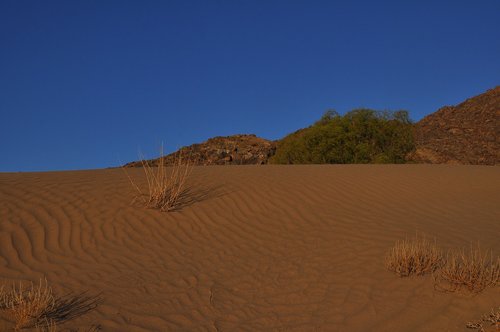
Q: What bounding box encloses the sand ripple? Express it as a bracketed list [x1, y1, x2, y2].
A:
[0, 165, 499, 331]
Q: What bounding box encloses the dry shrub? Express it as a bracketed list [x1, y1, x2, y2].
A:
[126, 147, 192, 212]
[1, 279, 55, 330]
[466, 307, 500, 331]
[0, 285, 8, 309]
[34, 318, 57, 332]
[434, 244, 500, 293]
[386, 234, 443, 277]
[0, 279, 101, 331]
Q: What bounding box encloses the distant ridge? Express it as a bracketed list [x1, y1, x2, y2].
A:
[410, 86, 500, 165]
[125, 134, 276, 166]
[126, 87, 499, 167]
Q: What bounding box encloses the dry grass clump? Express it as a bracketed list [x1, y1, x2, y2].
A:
[434, 244, 500, 293]
[34, 318, 57, 332]
[126, 147, 192, 212]
[466, 307, 500, 331]
[0, 279, 55, 330]
[0, 285, 9, 309]
[386, 236, 499, 294]
[385, 234, 443, 277]
[0, 279, 101, 331]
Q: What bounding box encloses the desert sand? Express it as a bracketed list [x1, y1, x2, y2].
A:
[0, 165, 499, 331]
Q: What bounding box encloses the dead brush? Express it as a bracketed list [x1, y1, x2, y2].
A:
[0, 279, 102, 331]
[34, 317, 57, 332]
[1, 278, 55, 330]
[125, 146, 192, 212]
[0, 285, 8, 309]
[386, 234, 443, 277]
[434, 244, 500, 293]
[466, 306, 500, 331]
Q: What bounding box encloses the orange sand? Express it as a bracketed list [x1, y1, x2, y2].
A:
[0, 165, 499, 331]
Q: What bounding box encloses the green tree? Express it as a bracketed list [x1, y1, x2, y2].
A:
[270, 109, 415, 164]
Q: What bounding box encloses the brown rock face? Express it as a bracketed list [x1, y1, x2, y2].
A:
[125, 134, 276, 166]
[410, 86, 500, 165]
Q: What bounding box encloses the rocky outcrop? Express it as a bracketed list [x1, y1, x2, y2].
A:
[125, 134, 276, 167]
[125, 88, 499, 167]
[410, 87, 500, 165]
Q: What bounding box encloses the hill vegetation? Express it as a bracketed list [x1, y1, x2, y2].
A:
[270, 109, 415, 164]
[124, 86, 499, 166]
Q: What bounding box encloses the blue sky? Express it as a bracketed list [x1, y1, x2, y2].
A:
[1, 0, 499, 172]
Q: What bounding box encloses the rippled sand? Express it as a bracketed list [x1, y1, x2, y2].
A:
[0, 165, 499, 331]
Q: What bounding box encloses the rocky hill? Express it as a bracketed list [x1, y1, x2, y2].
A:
[125, 88, 499, 167]
[410, 86, 500, 165]
[125, 134, 276, 167]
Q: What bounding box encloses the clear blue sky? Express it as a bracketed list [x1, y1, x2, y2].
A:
[1, 0, 499, 172]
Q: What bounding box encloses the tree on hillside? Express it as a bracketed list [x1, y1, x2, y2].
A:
[270, 109, 415, 164]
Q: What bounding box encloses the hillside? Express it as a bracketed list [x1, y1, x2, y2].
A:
[125, 134, 276, 166]
[411, 86, 500, 165]
[125, 87, 499, 167]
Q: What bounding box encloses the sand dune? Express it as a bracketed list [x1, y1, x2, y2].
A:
[0, 165, 499, 331]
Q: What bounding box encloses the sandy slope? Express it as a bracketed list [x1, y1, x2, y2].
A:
[0, 165, 498, 331]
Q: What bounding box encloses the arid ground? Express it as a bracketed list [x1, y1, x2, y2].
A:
[0, 165, 499, 331]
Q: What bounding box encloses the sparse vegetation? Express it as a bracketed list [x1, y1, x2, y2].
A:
[0, 279, 101, 331]
[0, 279, 55, 330]
[434, 244, 500, 293]
[466, 307, 500, 331]
[271, 109, 415, 164]
[34, 318, 56, 332]
[125, 146, 192, 212]
[386, 237, 500, 295]
[385, 234, 443, 277]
